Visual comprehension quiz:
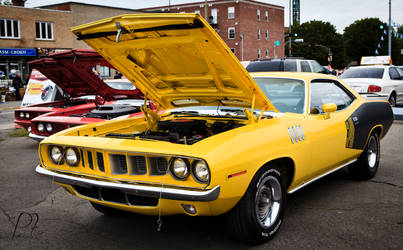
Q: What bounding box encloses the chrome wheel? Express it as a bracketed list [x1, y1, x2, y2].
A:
[367, 136, 378, 168]
[255, 176, 282, 228]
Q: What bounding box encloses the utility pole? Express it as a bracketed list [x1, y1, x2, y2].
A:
[388, 0, 392, 56]
[205, 0, 208, 20]
[288, 0, 292, 57]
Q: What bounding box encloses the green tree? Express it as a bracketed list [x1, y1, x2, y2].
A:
[286, 20, 346, 68]
[344, 18, 403, 65]
[344, 18, 388, 63]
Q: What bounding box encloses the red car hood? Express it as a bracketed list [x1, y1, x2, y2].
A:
[29, 49, 143, 101]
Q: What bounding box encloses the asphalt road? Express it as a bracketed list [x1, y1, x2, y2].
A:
[0, 102, 402, 249]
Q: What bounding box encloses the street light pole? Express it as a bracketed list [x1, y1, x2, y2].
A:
[288, 0, 292, 57]
[388, 0, 392, 56]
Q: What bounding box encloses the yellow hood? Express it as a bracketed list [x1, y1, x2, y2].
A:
[72, 13, 275, 111]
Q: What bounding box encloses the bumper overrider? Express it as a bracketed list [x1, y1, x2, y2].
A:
[29, 133, 47, 142]
[35, 165, 220, 202]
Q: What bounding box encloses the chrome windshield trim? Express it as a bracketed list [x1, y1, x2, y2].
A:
[29, 133, 47, 142]
[35, 165, 220, 202]
[288, 159, 357, 194]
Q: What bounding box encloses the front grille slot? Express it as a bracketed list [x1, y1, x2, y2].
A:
[128, 156, 147, 175]
[127, 194, 158, 206]
[87, 151, 94, 170]
[80, 149, 85, 168]
[148, 157, 168, 175]
[97, 152, 105, 172]
[109, 154, 128, 175]
[72, 185, 158, 207]
[73, 185, 98, 199]
[100, 188, 126, 204]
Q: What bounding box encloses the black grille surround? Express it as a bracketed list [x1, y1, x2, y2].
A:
[73, 185, 159, 207]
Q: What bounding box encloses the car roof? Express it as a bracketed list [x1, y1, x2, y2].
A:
[349, 65, 393, 69]
[250, 72, 339, 81]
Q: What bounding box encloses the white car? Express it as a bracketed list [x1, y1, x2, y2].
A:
[340, 65, 403, 106]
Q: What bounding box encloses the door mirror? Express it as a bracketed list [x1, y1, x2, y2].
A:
[322, 103, 337, 119]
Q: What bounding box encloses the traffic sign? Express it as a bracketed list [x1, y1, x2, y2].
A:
[274, 40, 280, 46]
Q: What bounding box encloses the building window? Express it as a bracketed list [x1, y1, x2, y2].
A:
[195, 10, 201, 14]
[265, 10, 269, 22]
[99, 66, 110, 77]
[257, 9, 260, 20]
[0, 18, 20, 39]
[35, 21, 54, 40]
[228, 27, 235, 39]
[230, 48, 236, 54]
[258, 48, 261, 59]
[228, 6, 235, 19]
[265, 48, 269, 58]
[257, 29, 261, 40]
[265, 30, 269, 40]
[210, 8, 218, 24]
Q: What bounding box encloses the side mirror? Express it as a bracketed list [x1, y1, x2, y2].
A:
[322, 103, 337, 119]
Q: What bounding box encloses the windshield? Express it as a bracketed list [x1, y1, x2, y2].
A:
[253, 77, 305, 114]
[340, 68, 384, 79]
[114, 99, 145, 106]
[105, 80, 136, 90]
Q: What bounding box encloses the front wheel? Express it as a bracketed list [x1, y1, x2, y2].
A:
[226, 166, 286, 244]
[349, 132, 380, 180]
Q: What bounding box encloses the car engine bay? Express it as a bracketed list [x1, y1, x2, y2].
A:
[105, 118, 245, 145]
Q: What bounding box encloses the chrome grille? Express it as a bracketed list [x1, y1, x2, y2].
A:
[128, 156, 147, 175]
[148, 157, 168, 175]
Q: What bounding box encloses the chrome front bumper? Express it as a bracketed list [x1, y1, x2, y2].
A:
[29, 133, 47, 142]
[35, 165, 220, 202]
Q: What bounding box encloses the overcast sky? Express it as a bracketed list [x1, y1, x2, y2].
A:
[25, 0, 403, 33]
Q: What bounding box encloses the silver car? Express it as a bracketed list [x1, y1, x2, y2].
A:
[340, 65, 403, 106]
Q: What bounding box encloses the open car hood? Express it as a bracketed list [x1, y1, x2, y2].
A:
[29, 49, 143, 101]
[72, 14, 275, 111]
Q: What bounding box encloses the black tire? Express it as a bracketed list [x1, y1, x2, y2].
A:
[226, 165, 286, 244]
[388, 94, 396, 107]
[90, 202, 126, 216]
[349, 132, 380, 180]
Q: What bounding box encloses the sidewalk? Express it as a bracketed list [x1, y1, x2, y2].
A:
[393, 107, 403, 121]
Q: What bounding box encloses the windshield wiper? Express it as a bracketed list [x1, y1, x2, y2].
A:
[170, 111, 200, 115]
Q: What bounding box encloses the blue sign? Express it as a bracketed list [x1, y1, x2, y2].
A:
[0, 48, 37, 57]
[274, 41, 281, 46]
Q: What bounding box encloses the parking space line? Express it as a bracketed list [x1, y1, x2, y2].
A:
[0, 106, 20, 111]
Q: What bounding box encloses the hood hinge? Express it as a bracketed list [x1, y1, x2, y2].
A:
[141, 97, 161, 131]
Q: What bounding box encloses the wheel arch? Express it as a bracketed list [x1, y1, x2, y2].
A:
[260, 157, 295, 189]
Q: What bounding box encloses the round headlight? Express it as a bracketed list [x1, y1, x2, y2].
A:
[37, 123, 44, 132]
[19, 112, 25, 119]
[49, 146, 64, 164]
[46, 123, 53, 133]
[65, 147, 79, 166]
[170, 158, 190, 180]
[25, 112, 30, 119]
[192, 160, 210, 183]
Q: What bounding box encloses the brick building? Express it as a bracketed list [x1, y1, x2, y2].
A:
[141, 0, 285, 61]
[0, 3, 72, 81]
[0, 1, 142, 81]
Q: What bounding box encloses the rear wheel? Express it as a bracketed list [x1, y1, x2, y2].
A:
[226, 165, 286, 244]
[90, 202, 126, 216]
[349, 132, 380, 180]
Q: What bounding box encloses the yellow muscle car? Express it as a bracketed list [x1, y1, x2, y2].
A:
[35, 14, 394, 244]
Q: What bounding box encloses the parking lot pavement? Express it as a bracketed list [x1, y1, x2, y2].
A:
[0, 120, 402, 248]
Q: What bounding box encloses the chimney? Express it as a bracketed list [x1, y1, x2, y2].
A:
[12, 0, 26, 7]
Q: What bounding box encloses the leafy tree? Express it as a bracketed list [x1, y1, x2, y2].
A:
[344, 18, 388, 63]
[286, 20, 346, 68]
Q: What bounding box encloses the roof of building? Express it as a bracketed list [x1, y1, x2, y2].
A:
[139, 0, 284, 11]
[35, 1, 146, 12]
